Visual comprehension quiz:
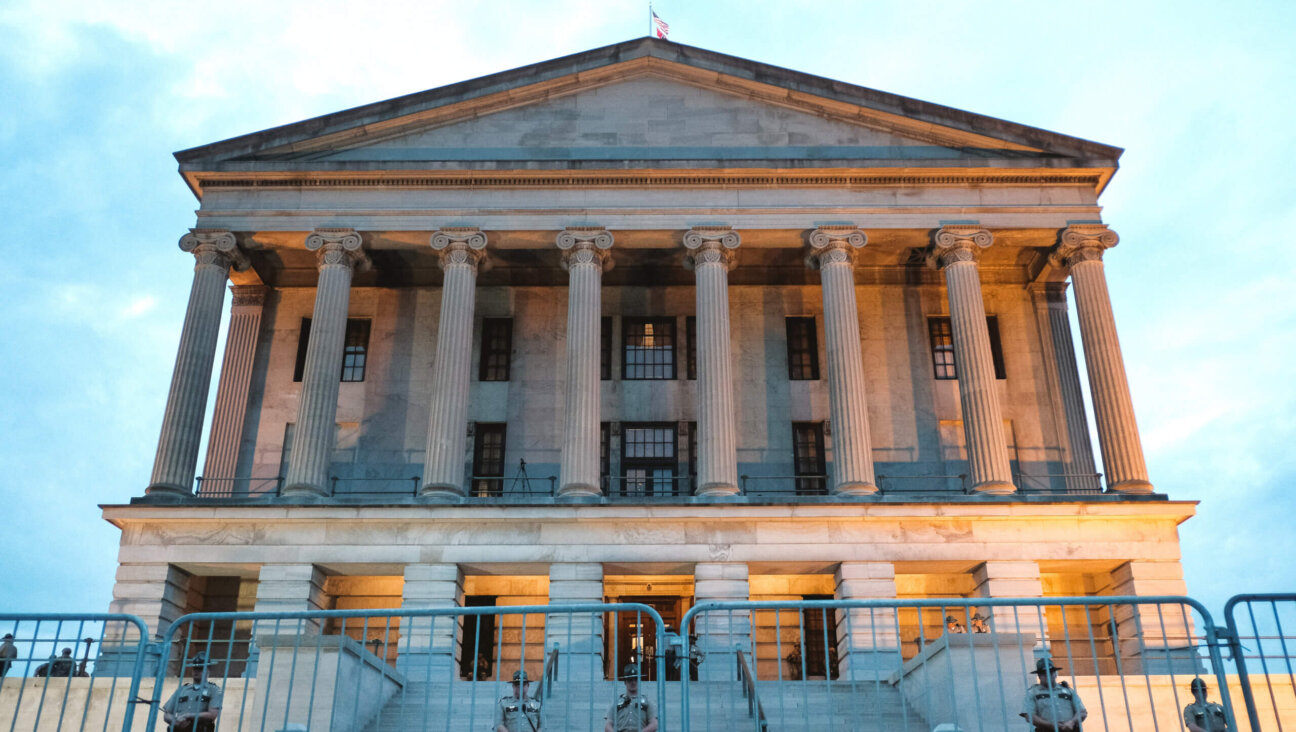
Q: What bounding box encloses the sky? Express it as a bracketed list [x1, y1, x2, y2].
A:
[0, 0, 1292, 621]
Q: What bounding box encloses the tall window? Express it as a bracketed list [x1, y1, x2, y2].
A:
[927, 316, 1006, 380]
[294, 318, 371, 382]
[471, 423, 507, 497]
[785, 317, 820, 380]
[686, 316, 697, 380]
[792, 422, 827, 495]
[600, 422, 611, 493]
[622, 317, 677, 380]
[601, 317, 613, 381]
[479, 318, 513, 382]
[621, 423, 678, 496]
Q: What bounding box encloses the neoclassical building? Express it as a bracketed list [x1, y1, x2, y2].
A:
[104, 38, 1192, 679]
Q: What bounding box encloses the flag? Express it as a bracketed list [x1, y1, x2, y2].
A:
[652, 10, 669, 39]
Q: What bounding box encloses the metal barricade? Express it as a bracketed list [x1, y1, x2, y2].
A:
[1224, 593, 1296, 731]
[145, 603, 668, 732]
[681, 596, 1241, 732]
[0, 613, 149, 732]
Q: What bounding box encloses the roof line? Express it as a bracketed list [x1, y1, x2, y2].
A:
[174, 37, 1122, 165]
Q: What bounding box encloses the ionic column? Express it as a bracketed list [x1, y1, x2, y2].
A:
[1030, 283, 1100, 493]
[201, 285, 268, 493]
[1052, 225, 1153, 494]
[557, 228, 613, 498]
[808, 227, 878, 495]
[282, 229, 369, 497]
[927, 226, 1015, 494]
[421, 228, 487, 500]
[147, 230, 249, 496]
[683, 227, 740, 496]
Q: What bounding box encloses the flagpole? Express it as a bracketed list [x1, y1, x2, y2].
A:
[648, 2, 653, 37]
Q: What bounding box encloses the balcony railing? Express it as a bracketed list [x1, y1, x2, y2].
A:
[187, 470, 1112, 502]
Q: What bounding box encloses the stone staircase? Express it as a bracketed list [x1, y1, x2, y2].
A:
[362, 678, 930, 731]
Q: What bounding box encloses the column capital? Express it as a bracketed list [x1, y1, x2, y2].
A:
[229, 284, 269, 308]
[1051, 224, 1119, 268]
[557, 227, 614, 272]
[926, 226, 993, 270]
[306, 228, 370, 271]
[807, 226, 867, 269]
[683, 226, 740, 270]
[179, 229, 250, 272]
[430, 227, 487, 272]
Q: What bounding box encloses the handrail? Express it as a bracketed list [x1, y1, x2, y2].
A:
[739, 475, 828, 495]
[536, 644, 559, 702]
[734, 648, 768, 732]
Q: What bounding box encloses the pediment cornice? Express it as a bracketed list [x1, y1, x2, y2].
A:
[175, 39, 1121, 199]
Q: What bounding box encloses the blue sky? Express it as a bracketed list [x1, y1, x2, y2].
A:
[0, 0, 1292, 619]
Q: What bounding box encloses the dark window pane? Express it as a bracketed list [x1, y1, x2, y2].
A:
[792, 422, 827, 495]
[987, 315, 1007, 380]
[293, 318, 311, 382]
[786, 317, 820, 380]
[928, 317, 956, 380]
[479, 318, 513, 382]
[621, 423, 678, 496]
[601, 422, 611, 492]
[341, 319, 370, 382]
[472, 423, 507, 497]
[687, 421, 697, 494]
[601, 317, 613, 381]
[686, 316, 697, 380]
[622, 318, 677, 380]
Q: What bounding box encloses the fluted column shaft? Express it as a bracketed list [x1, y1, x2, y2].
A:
[421, 229, 487, 499]
[283, 230, 367, 497]
[809, 228, 877, 495]
[1032, 284, 1100, 493]
[928, 227, 1015, 494]
[148, 230, 247, 496]
[557, 229, 613, 498]
[1054, 226, 1152, 493]
[684, 228, 740, 496]
[201, 285, 268, 492]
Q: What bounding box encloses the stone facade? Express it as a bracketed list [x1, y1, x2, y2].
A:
[105, 39, 1189, 676]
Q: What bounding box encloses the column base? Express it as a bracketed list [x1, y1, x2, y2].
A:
[969, 479, 1016, 496]
[419, 484, 465, 502]
[832, 482, 879, 497]
[145, 482, 192, 497]
[1109, 478, 1154, 494]
[557, 483, 601, 500]
[281, 482, 329, 498]
[696, 482, 739, 497]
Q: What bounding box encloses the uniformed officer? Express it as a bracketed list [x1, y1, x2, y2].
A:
[604, 664, 657, 732]
[1020, 658, 1086, 731]
[1183, 677, 1228, 732]
[494, 669, 541, 732]
[161, 653, 222, 732]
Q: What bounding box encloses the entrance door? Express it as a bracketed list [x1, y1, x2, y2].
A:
[460, 596, 497, 680]
[802, 594, 839, 679]
[608, 596, 681, 680]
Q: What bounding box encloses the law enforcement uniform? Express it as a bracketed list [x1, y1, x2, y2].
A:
[1020, 659, 1085, 731]
[605, 665, 656, 732]
[162, 655, 222, 732]
[1183, 679, 1227, 732]
[495, 670, 541, 732]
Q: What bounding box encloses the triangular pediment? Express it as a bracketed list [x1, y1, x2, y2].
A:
[271, 74, 1028, 165]
[177, 38, 1120, 191]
